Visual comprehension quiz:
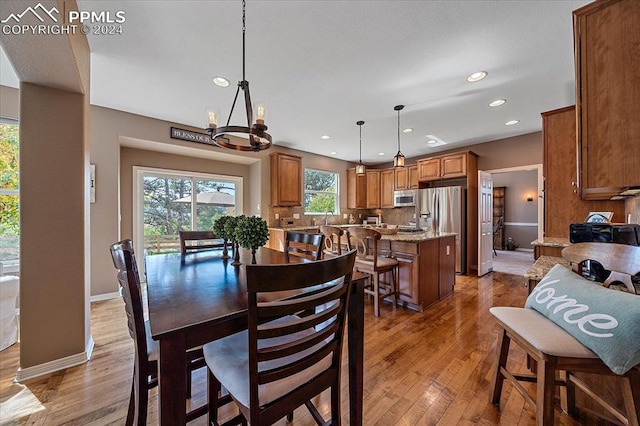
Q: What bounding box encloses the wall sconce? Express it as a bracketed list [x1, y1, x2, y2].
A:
[526, 194, 534, 202]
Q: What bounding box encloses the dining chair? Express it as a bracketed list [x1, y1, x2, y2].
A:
[319, 225, 351, 258]
[179, 230, 224, 255]
[284, 230, 324, 261]
[109, 239, 209, 425]
[350, 227, 399, 317]
[203, 250, 357, 426]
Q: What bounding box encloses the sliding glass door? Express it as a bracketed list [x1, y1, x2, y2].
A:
[134, 167, 243, 274]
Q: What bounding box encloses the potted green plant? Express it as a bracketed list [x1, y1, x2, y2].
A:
[213, 215, 233, 259]
[221, 215, 241, 265]
[234, 215, 269, 264]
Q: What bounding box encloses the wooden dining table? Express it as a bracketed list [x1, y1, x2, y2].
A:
[145, 246, 367, 425]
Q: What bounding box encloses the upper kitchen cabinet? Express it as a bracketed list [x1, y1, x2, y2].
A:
[574, 0, 640, 199]
[417, 152, 471, 182]
[380, 169, 395, 208]
[347, 168, 367, 209]
[270, 152, 302, 207]
[366, 170, 381, 209]
[542, 106, 625, 237]
[395, 165, 419, 190]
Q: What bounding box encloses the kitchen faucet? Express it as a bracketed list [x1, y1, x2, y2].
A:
[324, 211, 333, 225]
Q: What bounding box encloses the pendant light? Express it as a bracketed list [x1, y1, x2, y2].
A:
[356, 120, 366, 175]
[393, 105, 405, 168]
[205, 0, 272, 152]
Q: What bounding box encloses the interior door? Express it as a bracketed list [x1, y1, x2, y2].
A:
[478, 171, 493, 276]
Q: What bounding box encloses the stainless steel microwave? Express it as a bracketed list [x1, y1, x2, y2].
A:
[393, 189, 416, 207]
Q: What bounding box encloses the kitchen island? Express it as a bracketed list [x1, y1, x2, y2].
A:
[268, 226, 457, 311]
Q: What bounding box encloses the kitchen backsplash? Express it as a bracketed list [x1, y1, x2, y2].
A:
[268, 206, 416, 228]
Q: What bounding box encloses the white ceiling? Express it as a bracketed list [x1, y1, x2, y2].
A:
[1, 0, 591, 165]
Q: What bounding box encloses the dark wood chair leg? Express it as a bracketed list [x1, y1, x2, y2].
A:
[136, 372, 148, 426]
[286, 411, 294, 422]
[331, 381, 341, 425]
[373, 274, 380, 317]
[208, 368, 222, 426]
[490, 328, 510, 405]
[536, 357, 556, 426]
[564, 371, 577, 416]
[186, 368, 192, 399]
[623, 369, 640, 426]
[126, 379, 135, 426]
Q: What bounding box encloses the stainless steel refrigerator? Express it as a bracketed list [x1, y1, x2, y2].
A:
[416, 186, 466, 274]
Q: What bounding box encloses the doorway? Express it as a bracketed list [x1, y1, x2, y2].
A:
[483, 164, 542, 275]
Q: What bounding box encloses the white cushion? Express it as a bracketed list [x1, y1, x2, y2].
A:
[0, 276, 20, 351]
[490, 307, 598, 359]
[144, 320, 159, 361]
[203, 316, 332, 409]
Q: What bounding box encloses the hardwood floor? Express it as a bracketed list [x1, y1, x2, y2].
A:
[0, 271, 616, 425]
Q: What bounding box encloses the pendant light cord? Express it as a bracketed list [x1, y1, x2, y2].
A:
[359, 124, 363, 162]
[242, 0, 246, 82]
[397, 108, 401, 152]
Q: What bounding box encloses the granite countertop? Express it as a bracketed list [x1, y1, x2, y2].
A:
[524, 255, 571, 280]
[531, 237, 572, 248]
[269, 225, 456, 243]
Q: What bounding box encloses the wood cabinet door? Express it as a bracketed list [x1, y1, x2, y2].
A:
[380, 169, 395, 208]
[575, 0, 640, 195]
[408, 165, 419, 189]
[542, 106, 625, 237]
[394, 250, 419, 305]
[366, 170, 381, 208]
[347, 168, 367, 209]
[417, 158, 440, 181]
[438, 236, 456, 299]
[394, 167, 408, 190]
[440, 153, 467, 178]
[270, 153, 302, 206]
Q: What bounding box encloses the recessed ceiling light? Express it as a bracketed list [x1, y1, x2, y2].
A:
[505, 120, 520, 126]
[378, 152, 385, 156]
[329, 151, 337, 155]
[320, 135, 330, 140]
[427, 139, 437, 145]
[402, 128, 413, 133]
[467, 71, 488, 82]
[425, 135, 448, 147]
[489, 99, 506, 107]
[212, 76, 230, 87]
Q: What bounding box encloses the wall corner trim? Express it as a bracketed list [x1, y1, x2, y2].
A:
[15, 336, 95, 382]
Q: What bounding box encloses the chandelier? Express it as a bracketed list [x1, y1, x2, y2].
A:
[393, 105, 405, 168]
[205, 0, 272, 152]
[356, 120, 366, 175]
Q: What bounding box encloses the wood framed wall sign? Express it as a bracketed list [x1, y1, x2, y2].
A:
[170, 127, 217, 147]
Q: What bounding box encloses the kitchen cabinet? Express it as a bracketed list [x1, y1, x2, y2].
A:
[380, 169, 395, 208]
[270, 152, 302, 207]
[542, 106, 624, 237]
[347, 168, 367, 209]
[396, 165, 419, 190]
[417, 152, 468, 181]
[392, 237, 455, 311]
[574, 0, 640, 199]
[366, 170, 381, 209]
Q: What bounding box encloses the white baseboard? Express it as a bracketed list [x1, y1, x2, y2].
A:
[90, 291, 121, 302]
[15, 336, 94, 382]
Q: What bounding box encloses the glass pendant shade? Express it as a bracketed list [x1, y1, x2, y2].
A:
[356, 163, 366, 175]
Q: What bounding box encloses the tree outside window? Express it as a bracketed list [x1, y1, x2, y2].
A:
[304, 169, 338, 214]
[0, 121, 20, 270]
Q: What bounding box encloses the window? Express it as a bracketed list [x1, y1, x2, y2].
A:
[0, 118, 20, 276]
[304, 168, 338, 215]
[134, 167, 243, 263]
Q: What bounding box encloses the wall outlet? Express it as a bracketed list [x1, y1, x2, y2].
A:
[293, 213, 300, 219]
[275, 213, 279, 219]
[343, 213, 348, 219]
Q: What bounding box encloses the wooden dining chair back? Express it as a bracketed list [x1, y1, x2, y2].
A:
[490, 242, 640, 426]
[110, 239, 208, 425]
[203, 250, 357, 426]
[179, 230, 224, 255]
[284, 230, 324, 261]
[349, 227, 399, 317]
[319, 224, 351, 257]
